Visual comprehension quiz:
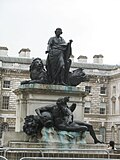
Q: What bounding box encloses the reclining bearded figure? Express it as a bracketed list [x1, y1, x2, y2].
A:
[35, 97, 102, 144]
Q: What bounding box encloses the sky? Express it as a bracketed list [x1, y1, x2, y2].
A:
[0, 0, 120, 65]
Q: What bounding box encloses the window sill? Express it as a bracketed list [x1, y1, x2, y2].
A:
[85, 93, 92, 96]
[99, 94, 107, 96]
[2, 88, 11, 91]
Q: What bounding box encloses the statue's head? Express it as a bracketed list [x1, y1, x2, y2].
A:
[56, 97, 69, 108]
[56, 97, 64, 106]
[55, 28, 63, 35]
[64, 96, 70, 103]
[30, 58, 44, 71]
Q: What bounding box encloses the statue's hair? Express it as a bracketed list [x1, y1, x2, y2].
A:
[30, 58, 44, 71]
[55, 28, 63, 34]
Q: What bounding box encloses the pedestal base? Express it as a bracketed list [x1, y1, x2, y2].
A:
[9, 141, 107, 150]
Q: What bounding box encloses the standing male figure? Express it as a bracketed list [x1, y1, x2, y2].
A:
[46, 28, 72, 85]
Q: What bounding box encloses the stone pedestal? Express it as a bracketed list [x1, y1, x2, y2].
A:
[14, 84, 87, 132]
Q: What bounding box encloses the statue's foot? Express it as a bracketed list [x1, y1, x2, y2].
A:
[60, 81, 67, 85]
[52, 81, 56, 84]
[94, 140, 104, 144]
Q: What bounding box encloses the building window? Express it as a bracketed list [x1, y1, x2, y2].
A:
[111, 126, 115, 141]
[100, 87, 106, 94]
[100, 102, 106, 114]
[112, 101, 116, 114]
[85, 86, 91, 93]
[2, 96, 9, 109]
[100, 108, 105, 114]
[84, 101, 91, 113]
[3, 80, 10, 88]
[112, 86, 116, 95]
[111, 96, 116, 114]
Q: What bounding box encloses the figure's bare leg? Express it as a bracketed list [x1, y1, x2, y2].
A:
[56, 123, 88, 132]
[75, 121, 103, 144]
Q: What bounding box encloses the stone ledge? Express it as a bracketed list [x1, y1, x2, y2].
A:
[14, 84, 87, 96]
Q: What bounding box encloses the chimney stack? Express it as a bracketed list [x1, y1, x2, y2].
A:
[19, 48, 30, 58]
[93, 54, 103, 64]
[0, 46, 8, 57]
[77, 55, 87, 63]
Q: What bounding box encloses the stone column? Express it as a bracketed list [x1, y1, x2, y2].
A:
[15, 94, 27, 132]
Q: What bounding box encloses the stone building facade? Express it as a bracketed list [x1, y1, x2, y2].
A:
[0, 47, 120, 144]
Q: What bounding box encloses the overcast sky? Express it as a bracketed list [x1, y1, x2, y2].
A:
[0, 0, 120, 65]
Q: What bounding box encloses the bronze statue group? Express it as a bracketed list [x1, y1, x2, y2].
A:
[23, 28, 103, 144]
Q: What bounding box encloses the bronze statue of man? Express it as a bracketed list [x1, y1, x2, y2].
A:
[35, 97, 103, 144]
[46, 28, 72, 85]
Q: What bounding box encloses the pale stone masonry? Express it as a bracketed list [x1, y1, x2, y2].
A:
[0, 51, 120, 144]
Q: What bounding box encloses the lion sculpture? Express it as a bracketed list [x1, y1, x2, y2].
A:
[21, 58, 88, 86]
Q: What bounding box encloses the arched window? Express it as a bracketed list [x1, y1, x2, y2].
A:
[111, 126, 115, 141]
[111, 96, 116, 114]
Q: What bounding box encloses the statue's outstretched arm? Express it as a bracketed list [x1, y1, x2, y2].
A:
[35, 104, 54, 117]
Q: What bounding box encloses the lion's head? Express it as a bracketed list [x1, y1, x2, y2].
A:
[29, 58, 48, 83]
[69, 68, 88, 86]
[30, 58, 44, 72]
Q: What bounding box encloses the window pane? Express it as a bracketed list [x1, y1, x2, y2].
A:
[100, 87, 106, 94]
[84, 107, 90, 113]
[100, 108, 105, 114]
[84, 101, 91, 113]
[112, 101, 116, 114]
[3, 81, 10, 88]
[112, 86, 116, 95]
[100, 102, 106, 114]
[85, 86, 91, 93]
[2, 96, 9, 109]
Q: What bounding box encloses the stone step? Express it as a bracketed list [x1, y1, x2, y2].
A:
[9, 141, 107, 149]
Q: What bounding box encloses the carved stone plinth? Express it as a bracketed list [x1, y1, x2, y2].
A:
[39, 127, 86, 145]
